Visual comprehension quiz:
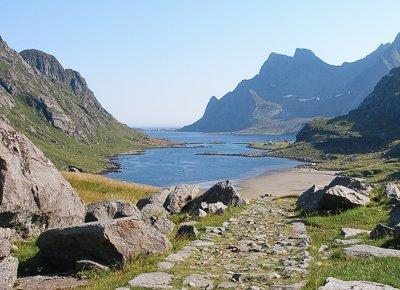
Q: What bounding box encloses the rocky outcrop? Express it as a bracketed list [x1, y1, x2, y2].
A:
[137, 185, 202, 217]
[0, 256, 18, 289]
[0, 120, 85, 237]
[297, 176, 370, 212]
[318, 185, 370, 210]
[85, 199, 143, 222]
[319, 277, 397, 290]
[344, 244, 400, 258]
[37, 216, 172, 269]
[185, 180, 247, 211]
[385, 183, 400, 200]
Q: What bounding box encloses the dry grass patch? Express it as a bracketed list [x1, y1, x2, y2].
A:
[62, 172, 159, 204]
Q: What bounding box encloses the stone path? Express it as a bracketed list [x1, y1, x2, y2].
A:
[126, 199, 311, 289]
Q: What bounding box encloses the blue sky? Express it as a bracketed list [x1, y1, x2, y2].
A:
[1, 0, 400, 127]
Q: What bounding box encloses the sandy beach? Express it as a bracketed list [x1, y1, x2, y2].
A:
[239, 168, 337, 200]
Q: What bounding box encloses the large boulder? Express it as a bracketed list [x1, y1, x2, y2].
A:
[137, 185, 202, 216]
[85, 199, 143, 222]
[164, 184, 201, 214]
[389, 205, 400, 227]
[185, 180, 247, 211]
[319, 277, 397, 290]
[326, 176, 371, 195]
[385, 183, 400, 200]
[318, 186, 370, 210]
[37, 216, 172, 269]
[296, 185, 325, 211]
[0, 120, 85, 237]
[0, 256, 18, 289]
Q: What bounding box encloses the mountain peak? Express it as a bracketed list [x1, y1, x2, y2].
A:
[294, 48, 317, 59]
[394, 32, 400, 46]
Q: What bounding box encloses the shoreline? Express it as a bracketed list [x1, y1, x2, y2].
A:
[238, 167, 337, 200]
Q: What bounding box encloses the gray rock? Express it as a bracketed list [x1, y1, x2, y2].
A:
[296, 185, 324, 211]
[0, 238, 11, 259]
[137, 188, 171, 218]
[0, 228, 15, 240]
[176, 224, 199, 239]
[198, 209, 207, 217]
[341, 227, 371, 238]
[164, 184, 201, 214]
[158, 261, 174, 271]
[208, 202, 228, 214]
[389, 205, 400, 227]
[0, 120, 85, 237]
[75, 259, 110, 271]
[319, 186, 370, 210]
[217, 281, 236, 288]
[85, 199, 143, 222]
[326, 176, 371, 195]
[186, 180, 247, 211]
[15, 275, 87, 290]
[270, 281, 306, 290]
[150, 216, 175, 235]
[318, 277, 397, 289]
[128, 272, 173, 289]
[183, 274, 214, 289]
[333, 239, 361, 246]
[165, 248, 193, 263]
[0, 256, 18, 290]
[385, 183, 400, 200]
[370, 224, 395, 239]
[344, 244, 400, 258]
[37, 216, 172, 269]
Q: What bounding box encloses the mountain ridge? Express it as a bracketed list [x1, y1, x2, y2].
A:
[181, 33, 400, 134]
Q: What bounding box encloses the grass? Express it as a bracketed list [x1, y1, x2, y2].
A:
[302, 193, 400, 289]
[62, 172, 159, 204]
[248, 141, 290, 151]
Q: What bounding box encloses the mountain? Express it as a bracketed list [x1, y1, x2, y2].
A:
[296, 67, 400, 153]
[181, 33, 400, 134]
[0, 36, 156, 172]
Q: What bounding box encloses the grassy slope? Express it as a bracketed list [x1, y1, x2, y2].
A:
[4, 95, 164, 173]
[303, 188, 400, 288]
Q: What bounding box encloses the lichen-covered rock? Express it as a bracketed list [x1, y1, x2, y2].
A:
[296, 185, 324, 211]
[319, 277, 397, 289]
[326, 176, 371, 195]
[186, 180, 247, 211]
[85, 199, 143, 222]
[0, 239, 11, 259]
[385, 183, 400, 200]
[37, 216, 172, 269]
[164, 184, 201, 214]
[0, 256, 18, 289]
[318, 185, 370, 210]
[137, 188, 171, 218]
[128, 272, 174, 289]
[149, 216, 175, 235]
[0, 120, 85, 237]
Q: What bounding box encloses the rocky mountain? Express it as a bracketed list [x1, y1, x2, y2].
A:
[296, 67, 400, 153]
[0, 36, 155, 171]
[181, 33, 400, 134]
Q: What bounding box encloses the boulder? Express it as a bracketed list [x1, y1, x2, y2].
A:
[176, 224, 199, 239]
[388, 205, 400, 227]
[318, 186, 370, 210]
[37, 216, 172, 269]
[208, 202, 228, 214]
[370, 224, 395, 239]
[0, 120, 85, 237]
[128, 272, 174, 289]
[0, 256, 18, 289]
[341, 228, 371, 238]
[137, 187, 171, 217]
[198, 209, 207, 218]
[326, 176, 371, 195]
[319, 277, 396, 290]
[185, 180, 247, 211]
[344, 244, 400, 258]
[385, 183, 400, 200]
[296, 185, 324, 211]
[149, 216, 175, 235]
[85, 199, 143, 222]
[0, 238, 11, 259]
[164, 184, 201, 214]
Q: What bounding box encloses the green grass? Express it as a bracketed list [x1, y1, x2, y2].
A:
[302, 197, 400, 289]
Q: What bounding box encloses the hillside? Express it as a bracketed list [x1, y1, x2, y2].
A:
[0, 36, 159, 172]
[181, 33, 400, 134]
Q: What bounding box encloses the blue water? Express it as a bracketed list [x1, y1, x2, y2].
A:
[106, 131, 301, 187]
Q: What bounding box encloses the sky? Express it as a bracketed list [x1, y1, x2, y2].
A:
[1, 1, 400, 127]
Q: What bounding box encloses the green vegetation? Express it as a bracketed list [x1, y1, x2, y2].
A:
[302, 188, 400, 289]
[248, 141, 290, 151]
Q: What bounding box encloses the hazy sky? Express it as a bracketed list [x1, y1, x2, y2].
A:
[1, 1, 400, 127]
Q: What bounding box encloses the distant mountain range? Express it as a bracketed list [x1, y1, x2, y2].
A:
[181, 33, 400, 134]
[0, 36, 154, 172]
